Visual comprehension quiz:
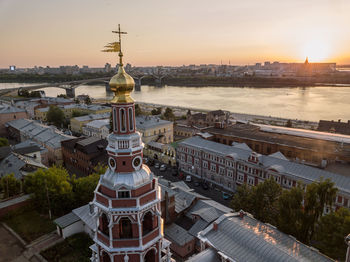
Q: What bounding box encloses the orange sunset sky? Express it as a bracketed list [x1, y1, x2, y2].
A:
[1, 0, 350, 68]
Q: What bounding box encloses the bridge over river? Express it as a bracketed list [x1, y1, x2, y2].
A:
[0, 71, 167, 98]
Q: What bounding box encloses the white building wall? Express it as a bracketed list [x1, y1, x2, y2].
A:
[57, 221, 84, 239]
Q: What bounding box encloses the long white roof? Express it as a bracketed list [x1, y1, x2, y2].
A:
[256, 124, 350, 144]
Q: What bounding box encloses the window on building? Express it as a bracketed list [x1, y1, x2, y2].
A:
[203, 161, 208, 169]
[142, 212, 155, 235]
[120, 108, 126, 132]
[113, 108, 117, 132]
[210, 164, 216, 172]
[227, 170, 233, 177]
[248, 177, 255, 186]
[338, 196, 343, 204]
[118, 191, 130, 198]
[100, 213, 109, 236]
[128, 108, 134, 131]
[187, 156, 192, 164]
[219, 167, 225, 175]
[119, 218, 133, 239]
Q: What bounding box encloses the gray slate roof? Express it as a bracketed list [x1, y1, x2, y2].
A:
[0, 104, 26, 114]
[136, 115, 171, 130]
[199, 213, 334, 262]
[187, 248, 221, 262]
[164, 223, 194, 246]
[191, 207, 220, 223]
[73, 112, 110, 122]
[179, 136, 350, 194]
[0, 153, 46, 179]
[185, 199, 232, 220]
[0, 154, 26, 179]
[7, 119, 74, 149]
[175, 190, 197, 214]
[72, 204, 96, 231]
[54, 212, 80, 228]
[188, 219, 209, 237]
[12, 140, 48, 154]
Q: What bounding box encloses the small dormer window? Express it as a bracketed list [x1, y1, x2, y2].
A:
[118, 191, 130, 198]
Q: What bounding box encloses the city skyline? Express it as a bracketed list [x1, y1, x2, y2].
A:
[1, 0, 350, 67]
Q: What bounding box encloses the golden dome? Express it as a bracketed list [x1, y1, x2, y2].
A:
[109, 63, 135, 104]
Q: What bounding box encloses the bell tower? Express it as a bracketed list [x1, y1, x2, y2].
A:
[90, 25, 171, 262]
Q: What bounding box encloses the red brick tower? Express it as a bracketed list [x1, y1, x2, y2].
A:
[90, 25, 171, 262]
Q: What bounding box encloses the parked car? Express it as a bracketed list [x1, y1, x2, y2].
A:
[185, 175, 192, 182]
[160, 164, 167, 172]
[154, 163, 160, 169]
[178, 172, 184, 179]
[194, 181, 200, 187]
[222, 192, 232, 200]
[201, 182, 209, 190]
[171, 168, 178, 176]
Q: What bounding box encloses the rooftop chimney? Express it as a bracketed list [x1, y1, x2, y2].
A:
[213, 222, 218, 231]
[239, 209, 245, 219]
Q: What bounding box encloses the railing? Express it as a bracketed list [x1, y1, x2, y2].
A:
[118, 140, 129, 149]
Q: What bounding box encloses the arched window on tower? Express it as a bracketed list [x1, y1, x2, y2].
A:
[113, 107, 117, 132]
[144, 249, 156, 262]
[120, 108, 126, 132]
[119, 218, 133, 238]
[99, 213, 109, 236]
[142, 211, 155, 235]
[128, 107, 134, 131]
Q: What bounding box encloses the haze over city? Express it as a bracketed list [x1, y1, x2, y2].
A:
[1, 0, 350, 67]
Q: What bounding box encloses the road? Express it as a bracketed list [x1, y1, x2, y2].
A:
[149, 165, 232, 207]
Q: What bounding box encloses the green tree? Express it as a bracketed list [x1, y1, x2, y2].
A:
[151, 107, 162, 115]
[0, 137, 9, 147]
[231, 179, 281, 224]
[250, 178, 282, 224]
[135, 104, 142, 116]
[46, 105, 65, 128]
[231, 184, 254, 213]
[72, 173, 100, 207]
[1, 173, 21, 198]
[277, 185, 304, 238]
[24, 166, 73, 217]
[163, 107, 175, 121]
[300, 178, 338, 243]
[57, 94, 68, 98]
[72, 110, 88, 118]
[84, 96, 92, 105]
[74, 98, 80, 104]
[314, 208, 350, 260]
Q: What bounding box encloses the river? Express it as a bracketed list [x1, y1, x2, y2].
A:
[1, 83, 350, 122]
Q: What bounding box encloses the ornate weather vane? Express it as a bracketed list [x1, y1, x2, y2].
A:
[102, 24, 127, 65]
